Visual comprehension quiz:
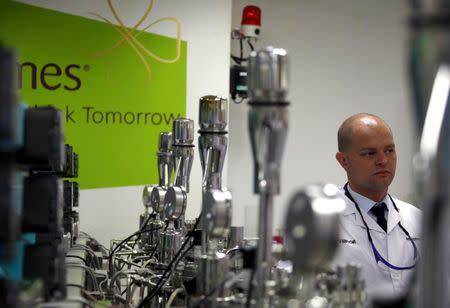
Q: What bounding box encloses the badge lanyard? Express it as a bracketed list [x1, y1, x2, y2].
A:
[344, 183, 418, 270]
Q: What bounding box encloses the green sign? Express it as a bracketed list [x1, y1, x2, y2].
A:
[0, 0, 187, 189]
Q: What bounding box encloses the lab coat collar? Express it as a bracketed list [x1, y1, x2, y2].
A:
[341, 186, 401, 234]
[386, 198, 401, 234]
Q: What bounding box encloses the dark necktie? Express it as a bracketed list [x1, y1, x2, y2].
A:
[370, 202, 388, 232]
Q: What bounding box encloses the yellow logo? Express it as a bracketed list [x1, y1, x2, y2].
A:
[90, 0, 181, 82]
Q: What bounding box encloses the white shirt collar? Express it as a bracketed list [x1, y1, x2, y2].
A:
[347, 184, 391, 214]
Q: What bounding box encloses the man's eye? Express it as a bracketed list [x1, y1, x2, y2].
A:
[361, 151, 375, 156]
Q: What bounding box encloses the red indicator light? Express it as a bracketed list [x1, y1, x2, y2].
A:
[241, 5, 261, 26]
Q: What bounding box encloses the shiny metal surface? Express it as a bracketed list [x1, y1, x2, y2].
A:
[72, 221, 79, 242]
[172, 118, 195, 192]
[199, 95, 227, 132]
[164, 186, 187, 221]
[173, 118, 194, 146]
[150, 186, 166, 213]
[157, 132, 173, 187]
[248, 106, 288, 194]
[255, 191, 274, 304]
[228, 226, 244, 249]
[334, 265, 366, 306]
[409, 4, 450, 307]
[173, 146, 194, 192]
[247, 46, 288, 103]
[196, 95, 233, 302]
[414, 67, 450, 308]
[197, 252, 230, 304]
[409, 26, 449, 129]
[142, 185, 155, 208]
[158, 131, 173, 152]
[247, 47, 290, 305]
[149, 219, 165, 247]
[198, 134, 228, 189]
[284, 184, 345, 272]
[139, 212, 163, 247]
[159, 228, 182, 265]
[203, 189, 232, 239]
[198, 96, 228, 189]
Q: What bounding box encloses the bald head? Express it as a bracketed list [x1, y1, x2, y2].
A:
[336, 113, 396, 201]
[337, 113, 392, 152]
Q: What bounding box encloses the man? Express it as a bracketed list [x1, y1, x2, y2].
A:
[332, 113, 421, 300]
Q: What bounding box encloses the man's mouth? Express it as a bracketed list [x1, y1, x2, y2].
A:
[374, 171, 390, 176]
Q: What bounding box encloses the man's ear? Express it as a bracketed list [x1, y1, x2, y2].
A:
[336, 151, 349, 171]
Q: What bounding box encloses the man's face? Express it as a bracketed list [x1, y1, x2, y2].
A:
[337, 119, 397, 197]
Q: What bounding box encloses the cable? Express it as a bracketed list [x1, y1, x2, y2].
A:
[71, 244, 101, 269]
[81, 289, 101, 302]
[230, 38, 247, 65]
[231, 55, 248, 64]
[114, 294, 133, 308]
[109, 270, 133, 290]
[147, 220, 170, 262]
[247, 38, 254, 51]
[108, 224, 164, 273]
[99, 277, 108, 295]
[129, 283, 139, 303]
[124, 280, 140, 304]
[146, 218, 200, 300]
[65, 263, 100, 292]
[66, 255, 87, 265]
[141, 256, 157, 268]
[143, 242, 195, 306]
[120, 213, 156, 255]
[118, 213, 157, 271]
[73, 244, 100, 259]
[165, 287, 184, 308]
[65, 262, 105, 293]
[65, 283, 84, 289]
[121, 281, 134, 295]
[79, 231, 110, 254]
[112, 213, 154, 257]
[240, 38, 243, 61]
[232, 95, 245, 104]
[137, 214, 201, 307]
[120, 266, 157, 296]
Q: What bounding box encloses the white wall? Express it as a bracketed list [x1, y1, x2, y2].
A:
[13, 0, 418, 244]
[228, 0, 417, 236]
[16, 0, 232, 245]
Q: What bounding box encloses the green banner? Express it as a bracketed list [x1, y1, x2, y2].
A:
[0, 0, 187, 189]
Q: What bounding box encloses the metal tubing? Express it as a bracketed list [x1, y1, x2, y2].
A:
[157, 131, 173, 188]
[415, 65, 450, 308]
[255, 191, 273, 304]
[247, 47, 289, 305]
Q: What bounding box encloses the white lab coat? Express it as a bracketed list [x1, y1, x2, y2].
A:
[331, 188, 422, 301]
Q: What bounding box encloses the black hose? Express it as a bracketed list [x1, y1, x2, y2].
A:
[108, 222, 163, 273]
[137, 214, 201, 307]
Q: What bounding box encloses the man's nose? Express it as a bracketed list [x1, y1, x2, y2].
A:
[376, 152, 388, 165]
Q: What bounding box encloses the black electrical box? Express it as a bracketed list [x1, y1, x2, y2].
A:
[18, 107, 65, 173]
[230, 65, 248, 102]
